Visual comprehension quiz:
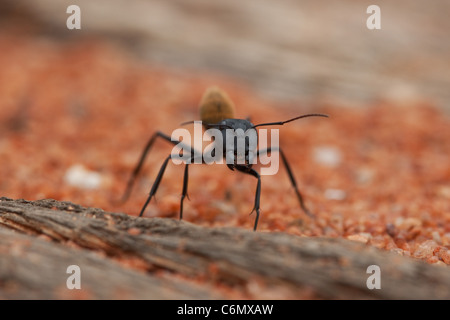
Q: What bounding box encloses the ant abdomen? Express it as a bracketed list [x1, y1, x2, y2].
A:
[199, 86, 236, 126]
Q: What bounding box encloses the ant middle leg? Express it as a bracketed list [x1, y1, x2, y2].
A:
[257, 147, 314, 218]
[117, 129, 201, 218]
[117, 131, 197, 205]
[139, 154, 171, 217]
[139, 149, 202, 219]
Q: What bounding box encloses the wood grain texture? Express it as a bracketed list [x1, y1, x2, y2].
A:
[1, 197, 449, 299]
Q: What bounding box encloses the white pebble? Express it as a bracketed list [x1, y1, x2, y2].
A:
[313, 146, 342, 167]
[324, 188, 347, 200]
[64, 164, 102, 190]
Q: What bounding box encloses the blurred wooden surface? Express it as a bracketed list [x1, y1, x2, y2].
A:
[1, 197, 450, 299]
[2, 0, 450, 109]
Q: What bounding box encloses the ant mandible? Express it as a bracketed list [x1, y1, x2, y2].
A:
[118, 86, 328, 231]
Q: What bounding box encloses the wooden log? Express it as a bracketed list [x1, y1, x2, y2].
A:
[1, 197, 449, 299]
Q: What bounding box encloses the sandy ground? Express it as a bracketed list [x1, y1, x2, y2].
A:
[0, 33, 449, 268]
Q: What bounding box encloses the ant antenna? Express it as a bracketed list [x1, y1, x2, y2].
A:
[252, 113, 329, 129]
[180, 120, 200, 126]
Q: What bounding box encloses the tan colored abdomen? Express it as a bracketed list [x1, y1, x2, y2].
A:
[199, 86, 235, 125]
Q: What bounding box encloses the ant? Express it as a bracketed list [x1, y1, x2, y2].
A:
[118, 86, 328, 231]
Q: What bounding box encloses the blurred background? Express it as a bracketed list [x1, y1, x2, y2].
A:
[2, 0, 450, 109]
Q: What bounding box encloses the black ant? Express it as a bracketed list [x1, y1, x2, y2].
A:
[118, 86, 328, 231]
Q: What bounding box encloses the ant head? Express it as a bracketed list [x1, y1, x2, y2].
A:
[211, 119, 258, 168]
[181, 113, 329, 169]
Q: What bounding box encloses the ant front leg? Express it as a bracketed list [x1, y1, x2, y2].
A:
[258, 147, 314, 218]
[236, 167, 261, 231]
[179, 164, 189, 220]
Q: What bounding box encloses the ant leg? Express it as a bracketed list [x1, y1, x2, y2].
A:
[118, 131, 197, 204]
[179, 164, 189, 220]
[139, 155, 172, 217]
[117, 131, 173, 204]
[236, 167, 261, 231]
[258, 147, 314, 218]
[178, 152, 207, 219]
[140, 150, 202, 218]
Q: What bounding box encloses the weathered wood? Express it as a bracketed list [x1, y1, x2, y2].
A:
[0, 197, 449, 299]
[0, 228, 223, 299]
